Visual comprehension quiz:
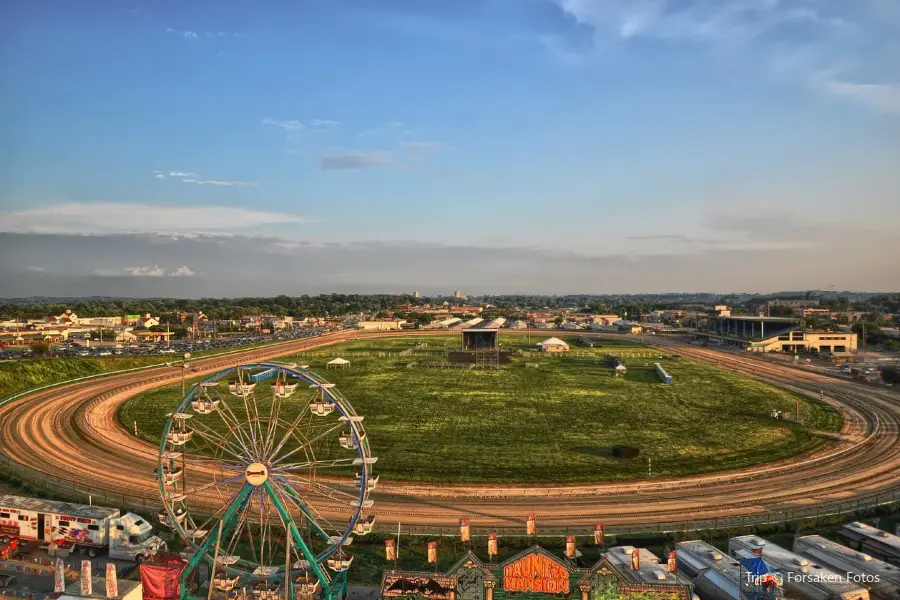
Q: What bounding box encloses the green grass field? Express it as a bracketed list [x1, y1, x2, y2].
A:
[120, 334, 842, 483]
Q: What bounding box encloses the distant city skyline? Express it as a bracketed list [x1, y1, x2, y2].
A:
[1, 1, 898, 296]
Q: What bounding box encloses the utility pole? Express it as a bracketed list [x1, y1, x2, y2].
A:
[181, 352, 191, 398]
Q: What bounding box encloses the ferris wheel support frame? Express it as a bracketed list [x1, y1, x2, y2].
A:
[158, 360, 370, 600]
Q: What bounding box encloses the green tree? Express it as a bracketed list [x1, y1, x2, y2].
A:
[29, 341, 50, 357]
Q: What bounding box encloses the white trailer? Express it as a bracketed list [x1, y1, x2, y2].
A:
[0, 494, 164, 561]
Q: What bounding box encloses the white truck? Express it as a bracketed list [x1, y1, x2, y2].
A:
[0, 494, 165, 561]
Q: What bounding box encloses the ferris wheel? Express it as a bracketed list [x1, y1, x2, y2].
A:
[156, 361, 378, 600]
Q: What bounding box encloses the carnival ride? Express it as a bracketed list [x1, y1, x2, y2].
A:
[156, 361, 377, 600]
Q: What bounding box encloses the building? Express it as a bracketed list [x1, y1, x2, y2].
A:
[79, 316, 125, 328]
[794, 535, 900, 600]
[794, 307, 832, 318]
[131, 331, 173, 344]
[461, 328, 499, 351]
[414, 291, 421, 298]
[59, 577, 142, 600]
[712, 305, 731, 317]
[453, 290, 462, 299]
[837, 522, 900, 566]
[357, 320, 407, 331]
[700, 315, 858, 353]
[135, 314, 160, 328]
[380, 546, 692, 600]
[729, 535, 870, 600]
[540, 337, 569, 352]
[591, 314, 621, 325]
[47, 309, 79, 325]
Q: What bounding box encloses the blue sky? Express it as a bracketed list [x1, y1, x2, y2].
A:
[1, 0, 898, 296]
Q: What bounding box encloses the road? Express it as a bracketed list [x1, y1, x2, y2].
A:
[1, 330, 898, 534]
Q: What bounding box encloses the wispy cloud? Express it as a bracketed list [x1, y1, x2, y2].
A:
[170, 265, 197, 277]
[262, 117, 339, 137]
[166, 27, 242, 40]
[817, 79, 900, 113]
[546, 0, 899, 114]
[320, 149, 394, 170]
[0, 203, 310, 235]
[181, 178, 260, 187]
[358, 121, 412, 138]
[165, 27, 199, 39]
[154, 170, 259, 187]
[123, 265, 167, 277]
[25, 266, 46, 273]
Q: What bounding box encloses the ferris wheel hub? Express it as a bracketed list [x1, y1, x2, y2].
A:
[245, 462, 269, 486]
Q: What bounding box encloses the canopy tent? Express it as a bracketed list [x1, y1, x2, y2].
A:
[326, 357, 350, 369]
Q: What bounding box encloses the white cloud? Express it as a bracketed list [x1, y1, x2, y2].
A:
[310, 119, 340, 127]
[123, 265, 167, 277]
[169, 171, 196, 177]
[181, 178, 260, 187]
[165, 27, 198, 39]
[25, 266, 46, 273]
[818, 79, 900, 113]
[262, 118, 306, 133]
[0, 202, 311, 235]
[170, 265, 197, 277]
[358, 121, 412, 138]
[320, 149, 394, 170]
[154, 173, 165, 179]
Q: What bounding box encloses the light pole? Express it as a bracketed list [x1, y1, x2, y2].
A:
[181, 352, 191, 398]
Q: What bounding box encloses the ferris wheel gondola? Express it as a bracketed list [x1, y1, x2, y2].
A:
[156, 361, 376, 600]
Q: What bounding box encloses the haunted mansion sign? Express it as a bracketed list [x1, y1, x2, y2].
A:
[503, 552, 569, 595]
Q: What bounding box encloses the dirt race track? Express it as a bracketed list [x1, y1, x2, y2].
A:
[1, 330, 899, 534]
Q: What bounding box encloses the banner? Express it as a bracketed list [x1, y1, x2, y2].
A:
[54, 558, 65, 593]
[526, 514, 536, 536]
[630, 548, 640, 571]
[667, 552, 676, 574]
[385, 539, 396, 561]
[427, 542, 438, 564]
[81, 560, 92, 597]
[140, 555, 189, 600]
[487, 533, 498, 557]
[565, 536, 576, 559]
[106, 563, 119, 599]
[459, 519, 470, 543]
[503, 552, 569, 595]
[594, 523, 604, 547]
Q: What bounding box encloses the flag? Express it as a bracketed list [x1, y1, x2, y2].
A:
[427, 542, 438, 564]
[630, 548, 640, 571]
[594, 523, 604, 547]
[487, 533, 498, 557]
[54, 558, 65, 593]
[667, 552, 676, 574]
[81, 560, 93, 596]
[459, 519, 470, 543]
[565, 536, 576, 559]
[106, 563, 119, 598]
[526, 514, 536, 536]
[385, 539, 396, 561]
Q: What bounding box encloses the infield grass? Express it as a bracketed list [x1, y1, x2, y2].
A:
[121, 334, 842, 483]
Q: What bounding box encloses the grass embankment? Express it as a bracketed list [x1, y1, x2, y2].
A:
[0, 356, 167, 399]
[122, 334, 842, 483]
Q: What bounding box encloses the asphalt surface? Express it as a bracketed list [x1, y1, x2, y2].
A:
[1, 330, 899, 532]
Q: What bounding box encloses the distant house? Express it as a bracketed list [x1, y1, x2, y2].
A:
[48, 309, 79, 325]
[136, 314, 160, 328]
[358, 320, 407, 331]
[540, 337, 570, 353]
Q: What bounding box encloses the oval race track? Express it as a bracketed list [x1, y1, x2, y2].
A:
[1, 330, 899, 533]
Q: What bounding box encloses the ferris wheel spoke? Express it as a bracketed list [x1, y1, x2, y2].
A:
[267, 400, 313, 461]
[269, 421, 345, 467]
[213, 401, 256, 460]
[278, 473, 359, 505]
[276, 457, 360, 471]
[190, 420, 251, 465]
[274, 478, 342, 543]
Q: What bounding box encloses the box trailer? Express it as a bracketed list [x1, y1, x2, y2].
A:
[0, 494, 164, 561]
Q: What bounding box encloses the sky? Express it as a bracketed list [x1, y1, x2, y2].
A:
[1, 0, 898, 297]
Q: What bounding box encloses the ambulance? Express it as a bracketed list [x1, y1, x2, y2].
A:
[0, 494, 165, 561]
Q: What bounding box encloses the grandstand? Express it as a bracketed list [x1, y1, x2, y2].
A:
[452, 317, 484, 330]
[697, 315, 857, 353]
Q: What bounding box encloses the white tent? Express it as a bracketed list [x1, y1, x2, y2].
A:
[540, 337, 570, 352]
[326, 357, 350, 369]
